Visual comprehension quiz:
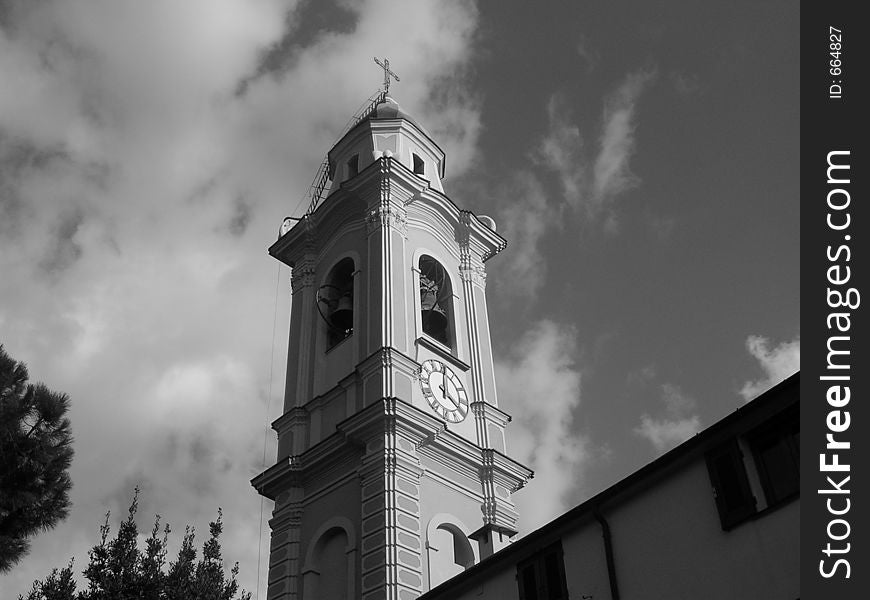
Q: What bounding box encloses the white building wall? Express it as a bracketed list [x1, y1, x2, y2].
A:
[422, 453, 799, 600]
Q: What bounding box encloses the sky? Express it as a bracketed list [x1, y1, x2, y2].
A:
[0, 0, 799, 597]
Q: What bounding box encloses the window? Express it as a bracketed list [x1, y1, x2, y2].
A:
[706, 403, 800, 530]
[419, 256, 452, 347]
[749, 406, 799, 505]
[317, 258, 354, 349]
[346, 154, 359, 180]
[706, 439, 757, 530]
[413, 153, 425, 175]
[516, 542, 568, 600]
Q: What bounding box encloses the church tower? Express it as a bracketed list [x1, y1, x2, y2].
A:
[252, 89, 532, 600]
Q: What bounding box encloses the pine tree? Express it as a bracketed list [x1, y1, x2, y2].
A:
[20, 490, 252, 600]
[20, 561, 77, 600]
[0, 345, 74, 572]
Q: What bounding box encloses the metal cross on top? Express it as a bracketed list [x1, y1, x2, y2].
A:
[373, 56, 400, 95]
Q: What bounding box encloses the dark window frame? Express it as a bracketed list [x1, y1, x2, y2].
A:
[346, 154, 359, 180]
[748, 404, 800, 507]
[412, 153, 425, 175]
[706, 439, 757, 530]
[516, 541, 568, 600]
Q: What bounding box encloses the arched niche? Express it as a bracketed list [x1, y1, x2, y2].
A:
[426, 513, 478, 589]
[301, 517, 357, 600]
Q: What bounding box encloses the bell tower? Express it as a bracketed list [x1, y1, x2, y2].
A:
[252, 92, 532, 600]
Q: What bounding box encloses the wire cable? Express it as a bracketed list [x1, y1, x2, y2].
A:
[256, 262, 283, 599]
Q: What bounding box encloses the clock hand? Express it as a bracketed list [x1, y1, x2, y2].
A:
[438, 384, 458, 409]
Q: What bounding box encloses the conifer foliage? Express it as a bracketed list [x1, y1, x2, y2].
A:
[20, 489, 251, 600]
[0, 345, 74, 572]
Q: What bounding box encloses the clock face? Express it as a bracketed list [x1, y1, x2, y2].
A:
[419, 359, 469, 423]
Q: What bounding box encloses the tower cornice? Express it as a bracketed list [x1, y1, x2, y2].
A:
[270, 156, 506, 270]
[253, 396, 532, 501]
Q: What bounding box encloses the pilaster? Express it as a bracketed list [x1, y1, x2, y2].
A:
[266, 504, 304, 600]
[478, 449, 525, 532]
[356, 401, 426, 600]
[364, 158, 411, 355]
[286, 231, 317, 411]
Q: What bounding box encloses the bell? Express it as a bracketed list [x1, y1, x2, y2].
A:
[420, 289, 437, 311]
[420, 275, 440, 311]
[423, 303, 449, 341]
[420, 275, 449, 343]
[331, 292, 353, 332]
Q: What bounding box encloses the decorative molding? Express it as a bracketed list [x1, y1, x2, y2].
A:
[290, 261, 316, 294]
[459, 241, 487, 287]
[469, 401, 512, 428]
[270, 505, 305, 530]
[459, 263, 487, 287]
[414, 336, 471, 372]
[272, 407, 311, 435]
[362, 158, 410, 237]
[415, 422, 447, 450]
[365, 200, 408, 236]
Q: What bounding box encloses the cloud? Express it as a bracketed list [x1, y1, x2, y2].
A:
[533, 96, 586, 206]
[669, 71, 702, 95]
[487, 68, 656, 299]
[635, 383, 702, 454]
[592, 68, 656, 207]
[739, 335, 800, 401]
[492, 171, 555, 299]
[0, 0, 482, 596]
[575, 35, 600, 72]
[636, 414, 702, 454]
[532, 67, 655, 220]
[495, 320, 588, 532]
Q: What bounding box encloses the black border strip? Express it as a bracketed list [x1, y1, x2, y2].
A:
[802, 2, 867, 598]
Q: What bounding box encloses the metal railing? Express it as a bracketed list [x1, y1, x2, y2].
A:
[304, 90, 387, 216]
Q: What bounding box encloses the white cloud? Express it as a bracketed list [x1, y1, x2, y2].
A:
[739, 335, 800, 401]
[531, 67, 655, 225]
[592, 67, 656, 207]
[495, 320, 587, 532]
[0, 0, 482, 595]
[635, 383, 702, 454]
[575, 35, 600, 72]
[635, 414, 702, 454]
[533, 96, 586, 207]
[493, 171, 555, 299]
[497, 69, 656, 298]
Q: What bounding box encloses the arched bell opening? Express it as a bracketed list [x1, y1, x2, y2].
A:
[419, 255, 452, 348]
[317, 257, 355, 350]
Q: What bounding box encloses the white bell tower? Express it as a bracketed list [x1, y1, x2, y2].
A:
[253, 88, 532, 600]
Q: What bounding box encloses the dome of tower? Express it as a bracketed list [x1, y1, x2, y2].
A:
[325, 93, 447, 197]
[367, 96, 429, 135]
